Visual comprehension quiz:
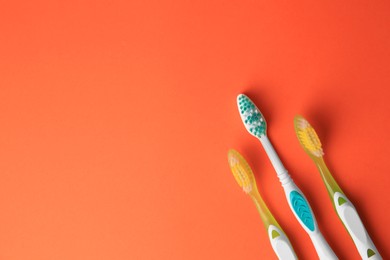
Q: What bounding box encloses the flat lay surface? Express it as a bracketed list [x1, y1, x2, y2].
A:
[0, 0, 389, 259]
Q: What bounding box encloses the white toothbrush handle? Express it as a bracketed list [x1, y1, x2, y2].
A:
[333, 192, 382, 259]
[260, 136, 337, 260]
[268, 225, 297, 260]
[283, 179, 337, 260]
[310, 231, 338, 260]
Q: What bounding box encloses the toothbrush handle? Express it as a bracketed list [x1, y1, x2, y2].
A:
[268, 225, 297, 260]
[284, 180, 338, 260]
[333, 192, 382, 259]
[310, 231, 338, 260]
[251, 193, 298, 259]
[260, 136, 337, 259]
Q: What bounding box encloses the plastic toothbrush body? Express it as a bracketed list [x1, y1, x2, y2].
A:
[294, 116, 382, 260]
[228, 149, 297, 260]
[237, 94, 337, 260]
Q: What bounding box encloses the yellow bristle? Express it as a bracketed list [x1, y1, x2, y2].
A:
[228, 150, 255, 194]
[295, 117, 324, 158]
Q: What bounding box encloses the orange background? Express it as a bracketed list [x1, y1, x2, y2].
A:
[0, 1, 389, 259]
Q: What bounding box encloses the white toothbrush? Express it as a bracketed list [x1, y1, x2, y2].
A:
[236, 94, 337, 260]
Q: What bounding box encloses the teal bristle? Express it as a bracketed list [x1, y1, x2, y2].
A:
[237, 94, 266, 138]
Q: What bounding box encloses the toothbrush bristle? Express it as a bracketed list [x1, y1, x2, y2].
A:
[294, 116, 324, 158]
[237, 94, 266, 138]
[228, 149, 255, 194]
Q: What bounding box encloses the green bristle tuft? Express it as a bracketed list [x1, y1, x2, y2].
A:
[237, 94, 267, 138]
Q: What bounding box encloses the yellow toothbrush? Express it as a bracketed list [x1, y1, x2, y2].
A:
[294, 116, 382, 260]
[228, 149, 297, 260]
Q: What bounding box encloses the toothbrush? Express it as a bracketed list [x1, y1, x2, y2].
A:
[294, 116, 382, 260]
[228, 149, 297, 260]
[236, 94, 337, 260]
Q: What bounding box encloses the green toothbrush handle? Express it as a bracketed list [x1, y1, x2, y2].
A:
[333, 192, 382, 259]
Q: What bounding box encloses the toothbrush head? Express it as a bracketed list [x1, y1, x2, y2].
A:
[237, 94, 267, 138]
[228, 149, 257, 194]
[294, 116, 324, 158]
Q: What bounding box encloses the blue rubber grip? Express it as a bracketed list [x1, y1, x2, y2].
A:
[290, 191, 315, 231]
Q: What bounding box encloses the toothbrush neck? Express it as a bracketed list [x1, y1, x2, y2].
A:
[260, 135, 287, 174]
[260, 135, 292, 186]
